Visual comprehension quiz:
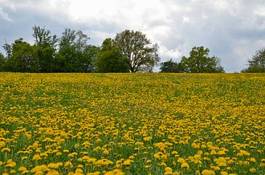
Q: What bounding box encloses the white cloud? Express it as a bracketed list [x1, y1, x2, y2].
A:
[0, 7, 12, 22]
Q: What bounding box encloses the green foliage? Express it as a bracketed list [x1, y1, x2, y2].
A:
[96, 38, 129, 73]
[180, 46, 224, 73]
[0, 27, 232, 73]
[55, 28, 97, 72]
[242, 48, 265, 73]
[33, 26, 57, 72]
[3, 43, 11, 59]
[81, 45, 100, 72]
[0, 52, 6, 71]
[160, 59, 183, 73]
[5, 38, 39, 72]
[33, 26, 57, 46]
[115, 30, 159, 72]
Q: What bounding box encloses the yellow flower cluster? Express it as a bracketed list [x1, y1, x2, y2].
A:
[0, 73, 264, 174]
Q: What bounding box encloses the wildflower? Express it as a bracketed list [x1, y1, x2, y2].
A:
[31, 165, 49, 174]
[249, 168, 256, 173]
[192, 142, 200, 149]
[154, 142, 167, 151]
[154, 152, 168, 161]
[123, 159, 133, 166]
[220, 171, 228, 175]
[237, 150, 250, 156]
[214, 157, 227, 167]
[95, 159, 113, 166]
[32, 154, 41, 161]
[143, 136, 152, 141]
[18, 166, 28, 174]
[104, 169, 124, 175]
[48, 162, 63, 169]
[87, 171, 101, 175]
[201, 169, 215, 175]
[6, 159, 16, 168]
[181, 162, 189, 169]
[164, 167, 173, 175]
[47, 169, 60, 175]
[0, 141, 6, 149]
[1, 147, 11, 153]
[64, 161, 73, 168]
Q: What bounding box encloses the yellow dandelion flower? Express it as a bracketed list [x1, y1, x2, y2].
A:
[6, 159, 16, 168]
[249, 168, 256, 173]
[220, 171, 228, 175]
[1, 147, 10, 153]
[32, 154, 41, 161]
[47, 169, 60, 175]
[180, 162, 189, 169]
[0, 141, 6, 149]
[123, 159, 133, 166]
[164, 167, 173, 175]
[214, 157, 227, 167]
[87, 171, 101, 175]
[104, 169, 124, 175]
[201, 169, 215, 175]
[18, 166, 28, 174]
[237, 150, 250, 156]
[48, 162, 63, 169]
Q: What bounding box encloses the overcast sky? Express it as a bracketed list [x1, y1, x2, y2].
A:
[0, 0, 265, 72]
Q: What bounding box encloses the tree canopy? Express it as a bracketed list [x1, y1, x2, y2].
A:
[5, 38, 38, 72]
[0, 52, 5, 71]
[0, 26, 232, 73]
[115, 30, 159, 72]
[95, 38, 129, 73]
[55, 28, 95, 72]
[160, 59, 183, 73]
[242, 48, 265, 73]
[180, 46, 224, 73]
[33, 26, 57, 72]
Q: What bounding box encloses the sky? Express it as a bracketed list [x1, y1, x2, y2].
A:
[0, 0, 265, 72]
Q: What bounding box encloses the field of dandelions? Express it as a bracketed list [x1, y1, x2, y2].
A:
[0, 73, 264, 175]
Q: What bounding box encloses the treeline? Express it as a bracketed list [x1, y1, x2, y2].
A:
[0, 26, 264, 73]
[160, 47, 265, 73]
[160, 46, 224, 73]
[0, 26, 159, 73]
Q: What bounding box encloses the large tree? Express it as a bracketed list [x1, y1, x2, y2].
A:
[242, 48, 265, 73]
[81, 45, 100, 72]
[55, 28, 96, 72]
[33, 26, 57, 46]
[3, 43, 11, 59]
[180, 46, 224, 73]
[160, 59, 183, 73]
[5, 38, 38, 72]
[96, 38, 129, 73]
[115, 30, 159, 72]
[33, 26, 57, 72]
[0, 52, 6, 71]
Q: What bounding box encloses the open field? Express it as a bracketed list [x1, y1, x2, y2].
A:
[0, 73, 265, 175]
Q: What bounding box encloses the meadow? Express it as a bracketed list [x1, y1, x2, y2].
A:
[0, 73, 264, 175]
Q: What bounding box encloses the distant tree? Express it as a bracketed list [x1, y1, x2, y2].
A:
[115, 30, 159, 72]
[242, 48, 265, 73]
[160, 59, 183, 73]
[3, 43, 12, 59]
[96, 38, 129, 73]
[81, 45, 100, 72]
[6, 38, 38, 72]
[55, 28, 95, 72]
[33, 26, 58, 72]
[0, 52, 6, 71]
[33, 26, 57, 46]
[180, 46, 224, 73]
